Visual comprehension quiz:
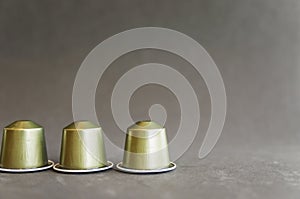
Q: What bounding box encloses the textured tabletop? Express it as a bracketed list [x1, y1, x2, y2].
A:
[1, 146, 299, 199]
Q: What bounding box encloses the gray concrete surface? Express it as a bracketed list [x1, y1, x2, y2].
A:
[1, 146, 300, 199]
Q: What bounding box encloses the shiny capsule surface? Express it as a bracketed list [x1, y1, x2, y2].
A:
[0, 120, 48, 169]
[122, 120, 171, 170]
[59, 121, 108, 170]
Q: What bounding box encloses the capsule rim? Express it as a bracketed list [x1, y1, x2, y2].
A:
[116, 162, 176, 174]
[0, 160, 54, 173]
[53, 161, 113, 173]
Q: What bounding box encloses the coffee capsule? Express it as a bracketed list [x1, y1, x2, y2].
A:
[53, 121, 113, 173]
[0, 120, 54, 173]
[116, 120, 176, 174]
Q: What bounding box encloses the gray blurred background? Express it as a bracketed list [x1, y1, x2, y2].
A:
[0, 0, 300, 198]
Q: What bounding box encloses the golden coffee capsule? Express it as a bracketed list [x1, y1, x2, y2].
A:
[0, 120, 54, 173]
[116, 120, 176, 174]
[53, 121, 113, 173]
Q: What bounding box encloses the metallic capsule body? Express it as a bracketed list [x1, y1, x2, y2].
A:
[0, 120, 48, 169]
[122, 121, 170, 170]
[59, 121, 107, 169]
